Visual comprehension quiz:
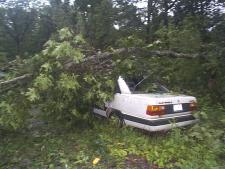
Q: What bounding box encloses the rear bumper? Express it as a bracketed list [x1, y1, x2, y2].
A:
[123, 114, 199, 131]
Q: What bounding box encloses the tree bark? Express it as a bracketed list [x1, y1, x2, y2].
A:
[163, 0, 169, 28]
[0, 74, 32, 93]
[64, 47, 198, 73]
[146, 0, 153, 43]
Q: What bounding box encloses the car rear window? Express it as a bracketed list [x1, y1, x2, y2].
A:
[126, 78, 169, 94]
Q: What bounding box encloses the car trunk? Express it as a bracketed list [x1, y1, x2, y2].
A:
[134, 93, 196, 116]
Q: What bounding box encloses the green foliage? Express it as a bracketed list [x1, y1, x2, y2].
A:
[75, 0, 116, 48]
[0, 0, 225, 168]
[156, 19, 201, 53]
[26, 88, 40, 102]
[168, 28, 201, 53]
[0, 27, 114, 130]
[0, 102, 21, 130]
[58, 73, 80, 91]
[116, 35, 145, 48]
[34, 74, 53, 91]
[24, 28, 114, 124]
[0, 92, 29, 130]
[0, 53, 8, 64]
[0, 4, 38, 57]
[1, 105, 224, 168]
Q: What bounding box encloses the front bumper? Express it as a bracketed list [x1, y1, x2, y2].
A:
[123, 114, 199, 131]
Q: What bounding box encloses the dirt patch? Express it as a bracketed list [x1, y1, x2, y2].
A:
[125, 154, 149, 169]
[124, 154, 164, 169]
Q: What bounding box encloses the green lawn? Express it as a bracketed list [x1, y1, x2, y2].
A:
[0, 114, 224, 169]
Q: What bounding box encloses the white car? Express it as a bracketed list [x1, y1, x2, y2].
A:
[93, 76, 198, 131]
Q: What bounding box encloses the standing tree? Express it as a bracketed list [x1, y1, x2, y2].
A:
[74, 0, 115, 48]
[0, 3, 37, 57]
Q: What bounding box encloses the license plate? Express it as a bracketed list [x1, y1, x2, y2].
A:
[173, 104, 183, 112]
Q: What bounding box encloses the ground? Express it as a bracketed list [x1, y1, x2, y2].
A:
[0, 111, 155, 169]
[0, 110, 224, 169]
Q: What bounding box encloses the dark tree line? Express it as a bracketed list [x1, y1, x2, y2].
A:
[0, 0, 224, 58]
[0, 0, 225, 104]
[0, 3, 225, 169]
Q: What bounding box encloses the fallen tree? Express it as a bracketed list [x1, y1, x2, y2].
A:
[0, 28, 201, 130]
[0, 74, 32, 93]
[0, 47, 198, 93]
[0, 46, 199, 93]
[65, 47, 198, 71]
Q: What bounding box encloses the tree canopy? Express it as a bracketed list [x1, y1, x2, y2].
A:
[0, 1, 225, 168]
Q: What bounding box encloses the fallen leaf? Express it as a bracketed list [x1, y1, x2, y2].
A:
[92, 157, 100, 165]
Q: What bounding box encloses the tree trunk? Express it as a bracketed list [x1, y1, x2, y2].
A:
[163, 0, 169, 28]
[146, 0, 153, 43]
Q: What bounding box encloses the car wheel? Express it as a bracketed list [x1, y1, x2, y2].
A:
[110, 113, 124, 128]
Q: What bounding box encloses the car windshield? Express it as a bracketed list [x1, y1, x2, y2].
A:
[127, 77, 170, 94]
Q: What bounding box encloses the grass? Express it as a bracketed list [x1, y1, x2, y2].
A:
[0, 111, 225, 169]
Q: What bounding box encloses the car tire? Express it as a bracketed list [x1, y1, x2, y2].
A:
[110, 112, 124, 128]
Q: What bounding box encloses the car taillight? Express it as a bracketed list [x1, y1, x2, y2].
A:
[189, 102, 197, 111]
[146, 105, 165, 116]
